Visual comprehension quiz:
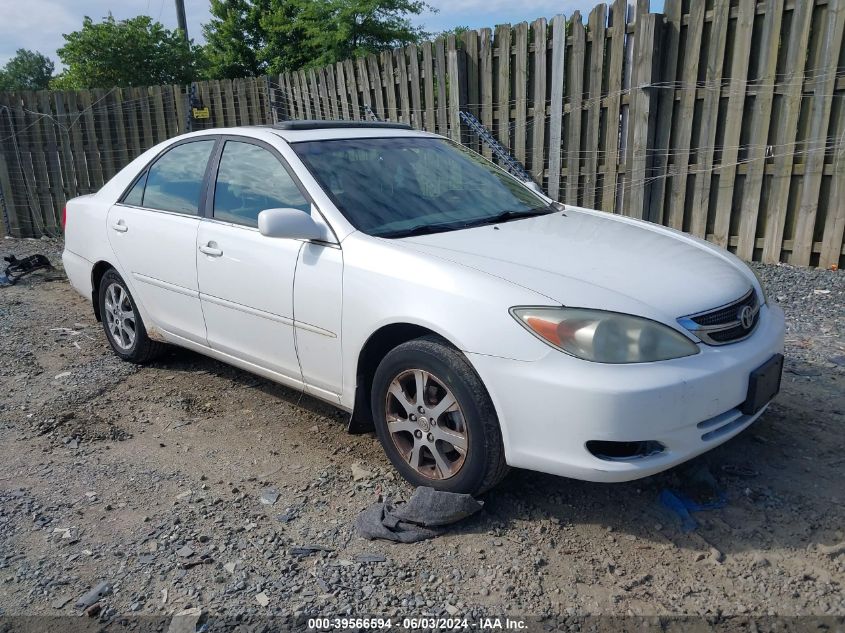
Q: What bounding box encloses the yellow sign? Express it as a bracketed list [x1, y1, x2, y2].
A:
[192, 107, 210, 120]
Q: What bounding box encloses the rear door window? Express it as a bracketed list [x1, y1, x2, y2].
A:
[141, 140, 216, 215]
[212, 140, 309, 228]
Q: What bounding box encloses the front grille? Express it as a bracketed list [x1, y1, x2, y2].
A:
[690, 290, 756, 327]
[678, 289, 761, 346]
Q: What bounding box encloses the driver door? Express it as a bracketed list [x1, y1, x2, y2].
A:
[196, 139, 310, 384]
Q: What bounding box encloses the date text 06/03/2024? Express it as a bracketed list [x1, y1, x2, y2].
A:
[306, 617, 528, 630]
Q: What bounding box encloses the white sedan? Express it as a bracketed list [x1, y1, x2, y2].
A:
[62, 121, 785, 494]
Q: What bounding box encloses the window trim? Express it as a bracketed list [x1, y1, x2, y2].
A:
[116, 136, 221, 217]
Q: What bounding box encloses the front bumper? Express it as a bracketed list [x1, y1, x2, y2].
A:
[467, 303, 786, 482]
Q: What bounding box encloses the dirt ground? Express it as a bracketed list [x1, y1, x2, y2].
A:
[0, 237, 843, 630]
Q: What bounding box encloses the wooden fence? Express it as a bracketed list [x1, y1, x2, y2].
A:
[0, 0, 843, 268]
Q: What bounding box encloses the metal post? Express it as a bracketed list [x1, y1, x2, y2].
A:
[175, 0, 189, 41]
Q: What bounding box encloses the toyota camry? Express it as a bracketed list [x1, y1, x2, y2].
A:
[62, 121, 785, 494]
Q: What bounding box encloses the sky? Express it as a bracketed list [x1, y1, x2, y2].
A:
[0, 0, 664, 67]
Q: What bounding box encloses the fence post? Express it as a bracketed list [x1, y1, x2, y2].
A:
[624, 13, 660, 220]
[447, 34, 468, 143]
[0, 151, 13, 237]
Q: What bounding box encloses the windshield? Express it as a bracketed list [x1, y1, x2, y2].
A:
[291, 137, 552, 237]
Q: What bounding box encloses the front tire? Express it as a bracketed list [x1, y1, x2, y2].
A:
[371, 336, 508, 494]
[98, 268, 165, 363]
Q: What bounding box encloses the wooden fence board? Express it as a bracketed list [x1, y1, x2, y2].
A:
[0, 93, 24, 236]
[356, 57, 372, 116]
[479, 28, 494, 160]
[666, 0, 705, 229]
[23, 91, 55, 231]
[64, 91, 91, 194]
[382, 50, 398, 121]
[335, 63, 349, 120]
[689, 0, 730, 237]
[762, 0, 814, 263]
[547, 14, 566, 200]
[9, 92, 42, 233]
[737, 0, 783, 260]
[220, 79, 236, 125]
[327, 65, 340, 120]
[421, 42, 436, 132]
[345, 59, 361, 119]
[435, 38, 448, 136]
[150, 85, 168, 143]
[367, 55, 385, 119]
[396, 48, 411, 124]
[462, 30, 480, 134]
[567, 14, 586, 204]
[37, 90, 65, 224]
[531, 18, 547, 184]
[513, 23, 529, 164]
[0, 149, 20, 236]
[447, 35, 463, 142]
[712, 0, 754, 246]
[820, 96, 845, 267]
[111, 88, 130, 169]
[91, 89, 116, 183]
[408, 45, 422, 129]
[625, 14, 658, 219]
[583, 6, 606, 207]
[138, 87, 155, 150]
[495, 25, 511, 153]
[601, 0, 627, 212]
[317, 68, 331, 119]
[792, 0, 845, 266]
[648, 0, 681, 223]
[209, 80, 224, 128]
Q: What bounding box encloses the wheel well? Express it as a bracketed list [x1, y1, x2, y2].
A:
[349, 323, 450, 433]
[90, 261, 114, 322]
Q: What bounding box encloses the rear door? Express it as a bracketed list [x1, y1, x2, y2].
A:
[196, 138, 311, 384]
[107, 138, 217, 344]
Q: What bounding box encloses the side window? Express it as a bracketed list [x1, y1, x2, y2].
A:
[213, 141, 309, 228]
[122, 172, 146, 206]
[142, 140, 216, 215]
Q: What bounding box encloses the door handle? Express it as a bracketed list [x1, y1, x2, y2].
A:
[199, 242, 223, 257]
[111, 220, 128, 233]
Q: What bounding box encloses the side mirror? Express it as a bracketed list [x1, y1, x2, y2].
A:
[258, 208, 324, 241]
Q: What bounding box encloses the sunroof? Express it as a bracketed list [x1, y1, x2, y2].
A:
[272, 120, 413, 131]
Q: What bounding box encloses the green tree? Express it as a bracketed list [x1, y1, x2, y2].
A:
[52, 15, 200, 89]
[280, 0, 432, 68]
[202, 0, 432, 76]
[0, 49, 55, 91]
[202, 0, 272, 78]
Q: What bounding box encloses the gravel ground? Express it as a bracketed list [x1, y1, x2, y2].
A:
[0, 236, 843, 631]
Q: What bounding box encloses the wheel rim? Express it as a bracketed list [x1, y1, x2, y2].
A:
[103, 282, 136, 351]
[384, 369, 468, 480]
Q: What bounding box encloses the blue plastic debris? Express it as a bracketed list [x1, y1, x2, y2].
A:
[659, 488, 727, 532]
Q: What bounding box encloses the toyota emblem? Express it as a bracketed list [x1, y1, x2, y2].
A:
[738, 305, 754, 330]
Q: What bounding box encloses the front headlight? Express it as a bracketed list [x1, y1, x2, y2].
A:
[511, 307, 700, 363]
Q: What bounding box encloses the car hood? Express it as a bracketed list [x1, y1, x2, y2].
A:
[397, 207, 753, 322]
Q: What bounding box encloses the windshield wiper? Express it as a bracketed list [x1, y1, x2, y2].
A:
[377, 222, 462, 239]
[378, 207, 557, 239]
[463, 207, 554, 228]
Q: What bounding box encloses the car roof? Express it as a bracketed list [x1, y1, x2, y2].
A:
[183, 121, 440, 143]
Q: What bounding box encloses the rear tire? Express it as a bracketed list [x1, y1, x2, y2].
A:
[371, 335, 508, 495]
[98, 268, 166, 364]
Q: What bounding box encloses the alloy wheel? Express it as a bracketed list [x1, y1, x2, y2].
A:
[384, 368, 468, 480]
[103, 282, 136, 351]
